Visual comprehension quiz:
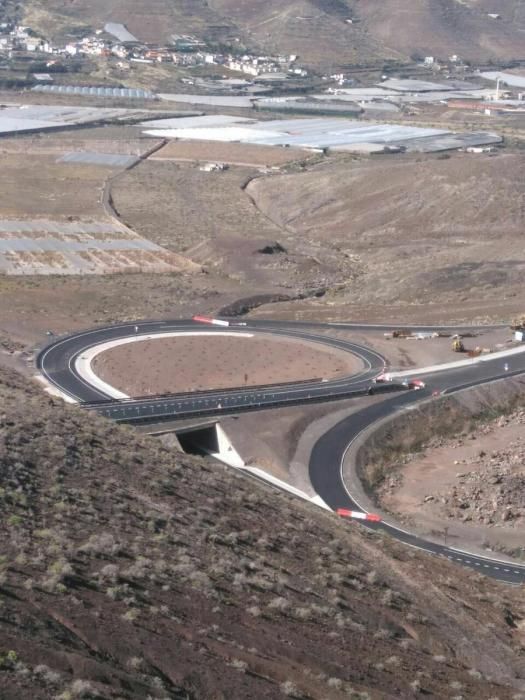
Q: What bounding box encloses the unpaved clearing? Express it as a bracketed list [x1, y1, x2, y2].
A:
[379, 409, 525, 556]
[92, 332, 362, 395]
[112, 148, 525, 324]
[150, 139, 310, 167]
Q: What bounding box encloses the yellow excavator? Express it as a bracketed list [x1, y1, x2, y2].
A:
[451, 335, 465, 352]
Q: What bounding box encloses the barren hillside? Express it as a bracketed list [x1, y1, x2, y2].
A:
[247, 152, 525, 308]
[24, 0, 525, 68]
[2, 366, 525, 697]
[209, 0, 525, 65]
[23, 0, 239, 45]
[350, 0, 525, 64]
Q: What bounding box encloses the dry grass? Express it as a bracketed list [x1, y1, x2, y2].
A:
[0, 154, 110, 219]
[1, 366, 525, 698]
[247, 151, 525, 310]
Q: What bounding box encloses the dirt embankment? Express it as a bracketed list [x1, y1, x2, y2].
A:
[150, 140, 310, 167]
[356, 376, 525, 556]
[422, 411, 525, 527]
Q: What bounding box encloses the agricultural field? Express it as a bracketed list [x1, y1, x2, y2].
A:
[150, 139, 311, 168]
[0, 131, 196, 274]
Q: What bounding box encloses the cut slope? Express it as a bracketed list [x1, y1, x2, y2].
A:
[1, 366, 525, 697]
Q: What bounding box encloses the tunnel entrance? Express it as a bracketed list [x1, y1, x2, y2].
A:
[175, 422, 245, 468]
[177, 424, 219, 456]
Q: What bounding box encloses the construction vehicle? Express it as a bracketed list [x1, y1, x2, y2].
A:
[452, 335, 465, 352]
[510, 316, 525, 331]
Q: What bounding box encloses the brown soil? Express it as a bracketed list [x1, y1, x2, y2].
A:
[111, 158, 346, 295]
[0, 132, 154, 158]
[150, 139, 310, 167]
[3, 365, 525, 699]
[248, 296, 525, 326]
[92, 332, 361, 395]
[110, 146, 525, 325]
[0, 153, 111, 219]
[0, 273, 223, 348]
[246, 151, 525, 318]
[379, 408, 525, 555]
[0, 130, 159, 220]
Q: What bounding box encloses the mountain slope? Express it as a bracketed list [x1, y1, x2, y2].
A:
[352, 0, 525, 63]
[2, 366, 525, 698]
[247, 152, 525, 308]
[23, 0, 241, 45]
[206, 0, 525, 64]
[24, 0, 525, 68]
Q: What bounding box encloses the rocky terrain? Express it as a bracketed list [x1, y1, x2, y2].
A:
[363, 381, 525, 557]
[3, 366, 525, 698]
[423, 410, 525, 528]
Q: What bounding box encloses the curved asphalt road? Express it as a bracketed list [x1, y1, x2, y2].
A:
[37, 320, 392, 421]
[310, 364, 525, 584]
[37, 318, 525, 583]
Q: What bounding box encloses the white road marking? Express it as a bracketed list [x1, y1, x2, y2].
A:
[42, 320, 525, 583]
[389, 343, 525, 379]
[74, 331, 255, 399]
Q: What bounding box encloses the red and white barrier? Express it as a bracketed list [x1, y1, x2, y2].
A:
[337, 508, 381, 522]
[192, 315, 230, 327]
[401, 378, 426, 390]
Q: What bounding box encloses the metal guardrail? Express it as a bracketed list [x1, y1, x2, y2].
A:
[91, 382, 407, 425]
[81, 376, 324, 407]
